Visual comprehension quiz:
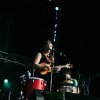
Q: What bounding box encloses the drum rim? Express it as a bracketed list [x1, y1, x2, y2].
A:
[28, 76, 44, 80]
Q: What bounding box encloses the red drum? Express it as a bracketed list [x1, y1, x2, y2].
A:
[23, 77, 46, 99]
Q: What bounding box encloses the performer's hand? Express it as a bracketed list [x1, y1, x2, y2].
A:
[44, 64, 51, 71]
[56, 67, 61, 72]
[65, 63, 73, 68]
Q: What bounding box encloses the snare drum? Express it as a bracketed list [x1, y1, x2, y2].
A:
[57, 79, 78, 94]
[58, 85, 77, 93]
[23, 77, 46, 99]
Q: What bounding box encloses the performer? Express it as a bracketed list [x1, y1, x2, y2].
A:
[32, 40, 54, 91]
[57, 68, 80, 94]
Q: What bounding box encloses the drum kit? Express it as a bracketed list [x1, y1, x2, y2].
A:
[19, 71, 47, 100]
[19, 65, 81, 100]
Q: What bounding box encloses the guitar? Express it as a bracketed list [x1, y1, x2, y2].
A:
[39, 62, 73, 75]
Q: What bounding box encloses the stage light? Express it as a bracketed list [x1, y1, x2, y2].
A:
[4, 79, 8, 83]
[3, 79, 11, 88]
[55, 7, 59, 11]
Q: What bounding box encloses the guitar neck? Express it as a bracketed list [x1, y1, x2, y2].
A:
[55, 64, 72, 69]
[55, 65, 66, 68]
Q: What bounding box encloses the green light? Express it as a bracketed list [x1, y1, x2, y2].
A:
[4, 79, 8, 83]
[3, 79, 11, 88]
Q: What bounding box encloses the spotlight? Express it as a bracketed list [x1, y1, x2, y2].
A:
[3, 79, 11, 88]
[55, 7, 59, 11]
[4, 79, 8, 83]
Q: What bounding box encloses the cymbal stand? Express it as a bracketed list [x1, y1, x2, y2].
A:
[80, 74, 90, 96]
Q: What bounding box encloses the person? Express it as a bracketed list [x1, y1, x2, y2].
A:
[57, 68, 80, 94]
[32, 40, 54, 91]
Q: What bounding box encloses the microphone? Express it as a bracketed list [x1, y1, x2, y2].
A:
[59, 52, 66, 57]
[59, 52, 72, 64]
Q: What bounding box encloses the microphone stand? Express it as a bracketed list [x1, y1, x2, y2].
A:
[49, 63, 54, 92]
[49, 49, 55, 92]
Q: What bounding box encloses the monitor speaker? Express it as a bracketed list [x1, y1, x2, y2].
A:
[65, 92, 100, 100]
[43, 91, 64, 100]
[43, 91, 100, 100]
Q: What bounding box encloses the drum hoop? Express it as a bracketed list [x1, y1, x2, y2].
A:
[28, 77, 44, 80]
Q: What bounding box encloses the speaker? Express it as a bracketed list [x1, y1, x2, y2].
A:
[43, 91, 100, 100]
[43, 91, 64, 100]
[65, 92, 100, 100]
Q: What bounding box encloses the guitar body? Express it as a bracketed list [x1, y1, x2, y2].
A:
[39, 68, 49, 75]
[39, 62, 51, 75]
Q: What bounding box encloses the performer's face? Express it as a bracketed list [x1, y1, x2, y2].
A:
[48, 43, 53, 51]
[66, 73, 71, 79]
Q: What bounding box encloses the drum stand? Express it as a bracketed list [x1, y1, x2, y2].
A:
[19, 70, 31, 100]
[19, 90, 24, 100]
[19, 74, 26, 100]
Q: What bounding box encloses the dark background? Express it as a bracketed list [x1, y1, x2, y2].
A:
[0, 0, 100, 99]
